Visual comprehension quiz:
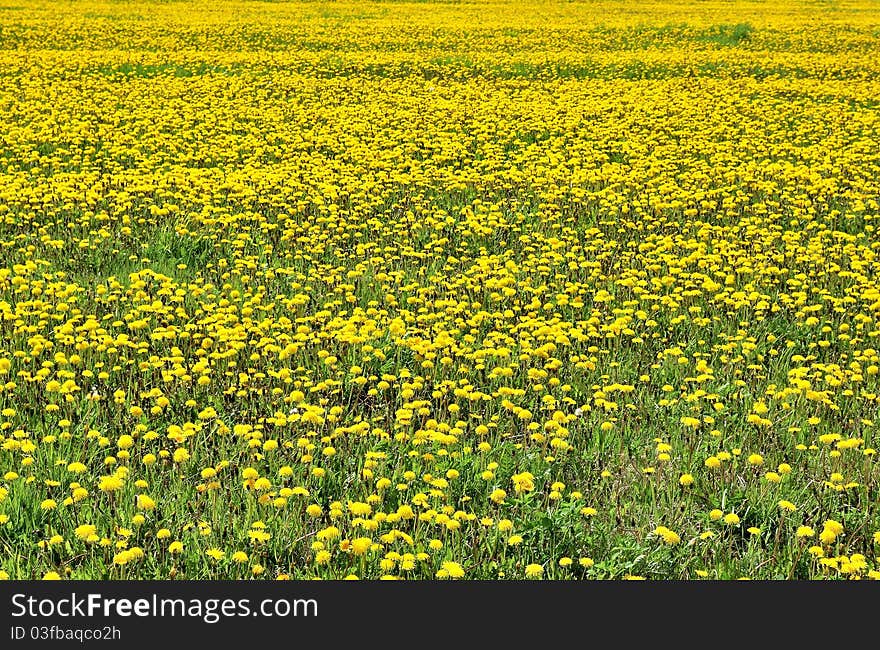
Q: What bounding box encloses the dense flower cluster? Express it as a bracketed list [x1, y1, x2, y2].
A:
[0, 0, 879, 580]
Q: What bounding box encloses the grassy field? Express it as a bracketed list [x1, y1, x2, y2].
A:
[0, 0, 879, 580]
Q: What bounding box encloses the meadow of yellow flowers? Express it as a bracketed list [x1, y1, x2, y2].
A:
[0, 0, 878, 580]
